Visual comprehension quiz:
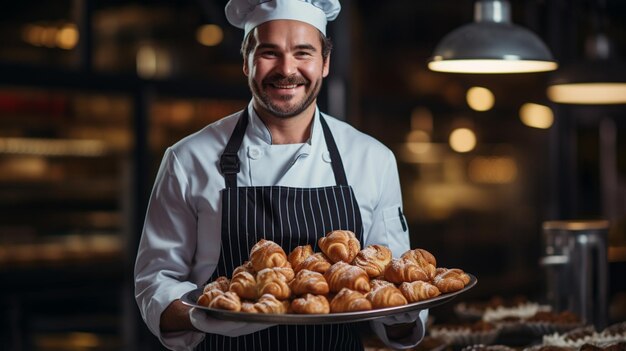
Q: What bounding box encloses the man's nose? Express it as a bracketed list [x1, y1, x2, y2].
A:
[276, 55, 297, 76]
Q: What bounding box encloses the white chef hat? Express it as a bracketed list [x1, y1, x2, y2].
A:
[225, 0, 341, 37]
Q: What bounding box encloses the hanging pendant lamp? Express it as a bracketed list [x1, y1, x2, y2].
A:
[546, 0, 626, 106]
[428, 0, 558, 74]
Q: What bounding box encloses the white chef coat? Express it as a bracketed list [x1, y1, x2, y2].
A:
[134, 102, 411, 350]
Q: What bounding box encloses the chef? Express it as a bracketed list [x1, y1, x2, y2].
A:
[134, 0, 427, 349]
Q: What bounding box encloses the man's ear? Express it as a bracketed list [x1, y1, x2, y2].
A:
[322, 55, 330, 78]
[243, 58, 249, 77]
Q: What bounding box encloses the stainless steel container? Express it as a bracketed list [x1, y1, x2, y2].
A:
[540, 220, 609, 329]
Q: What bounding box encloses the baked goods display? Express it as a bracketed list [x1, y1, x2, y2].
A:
[196, 231, 473, 315]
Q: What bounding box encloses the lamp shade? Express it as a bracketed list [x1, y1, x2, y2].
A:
[547, 34, 626, 104]
[428, 0, 557, 74]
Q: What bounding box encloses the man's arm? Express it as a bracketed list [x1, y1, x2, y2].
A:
[160, 300, 196, 332]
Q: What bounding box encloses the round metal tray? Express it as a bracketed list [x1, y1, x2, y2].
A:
[181, 273, 477, 325]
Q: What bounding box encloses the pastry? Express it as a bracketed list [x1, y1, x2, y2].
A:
[256, 267, 293, 300]
[229, 271, 257, 300]
[401, 248, 437, 279]
[296, 252, 332, 274]
[290, 269, 329, 296]
[291, 294, 330, 314]
[249, 239, 289, 272]
[399, 280, 441, 303]
[330, 288, 372, 313]
[288, 245, 313, 271]
[384, 258, 430, 284]
[353, 244, 392, 278]
[232, 260, 255, 276]
[253, 294, 290, 314]
[318, 230, 361, 263]
[324, 261, 371, 293]
[366, 284, 408, 309]
[370, 279, 395, 290]
[433, 268, 469, 293]
[197, 288, 224, 307]
[241, 301, 258, 313]
[203, 276, 230, 293]
[208, 291, 241, 311]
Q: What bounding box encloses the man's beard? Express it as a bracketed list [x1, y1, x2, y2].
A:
[250, 73, 322, 119]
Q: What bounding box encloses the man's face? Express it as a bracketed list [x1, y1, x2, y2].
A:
[244, 20, 330, 119]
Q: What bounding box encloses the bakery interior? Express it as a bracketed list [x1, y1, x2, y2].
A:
[1, 0, 625, 350]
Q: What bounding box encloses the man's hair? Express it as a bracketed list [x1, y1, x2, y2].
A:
[241, 30, 333, 63]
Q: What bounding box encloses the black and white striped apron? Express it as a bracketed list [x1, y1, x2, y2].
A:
[198, 109, 364, 351]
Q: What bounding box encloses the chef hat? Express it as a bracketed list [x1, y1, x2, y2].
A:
[225, 0, 341, 37]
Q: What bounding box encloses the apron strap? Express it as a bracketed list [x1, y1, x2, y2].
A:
[220, 109, 349, 187]
[319, 115, 349, 186]
[219, 109, 249, 188]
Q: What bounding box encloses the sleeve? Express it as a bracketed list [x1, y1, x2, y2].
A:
[364, 149, 411, 258]
[134, 148, 205, 350]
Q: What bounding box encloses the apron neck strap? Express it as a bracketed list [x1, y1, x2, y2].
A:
[220, 109, 349, 188]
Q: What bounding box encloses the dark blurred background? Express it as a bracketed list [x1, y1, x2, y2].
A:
[1, 0, 625, 350]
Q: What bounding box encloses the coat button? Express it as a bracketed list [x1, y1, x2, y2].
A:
[322, 151, 332, 163]
[248, 147, 263, 160]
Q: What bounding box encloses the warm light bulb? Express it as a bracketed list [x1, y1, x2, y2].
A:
[466, 87, 495, 111]
[449, 128, 476, 153]
[429, 59, 558, 74]
[519, 103, 554, 129]
[196, 24, 224, 47]
[547, 83, 626, 104]
[56, 23, 79, 49]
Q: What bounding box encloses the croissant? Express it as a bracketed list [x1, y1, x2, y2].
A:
[249, 239, 289, 272]
[318, 230, 361, 263]
[324, 261, 371, 293]
[384, 258, 430, 284]
[296, 252, 332, 274]
[330, 288, 373, 313]
[241, 301, 258, 313]
[370, 279, 395, 290]
[203, 276, 230, 293]
[253, 294, 290, 314]
[197, 288, 224, 307]
[399, 280, 441, 303]
[256, 267, 293, 300]
[401, 249, 437, 279]
[290, 269, 330, 296]
[232, 260, 255, 276]
[229, 271, 257, 300]
[288, 245, 313, 271]
[291, 294, 330, 314]
[433, 268, 470, 293]
[353, 245, 392, 278]
[208, 291, 241, 311]
[366, 285, 408, 309]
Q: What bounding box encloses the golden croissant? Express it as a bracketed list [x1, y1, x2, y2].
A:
[433, 268, 469, 293]
[401, 248, 437, 279]
[384, 258, 430, 284]
[288, 245, 313, 271]
[370, 279, 395, 290]
[330, 288, 373, 313]
[256, 267, 293, 300]
[353, 244, 392, 278]
[296, 252, 332, 274]
[290, 269, 330, 296]
[291, 294, 330, 314]
[229, 271, 257, 300]
[197, 288, 224, 307]
[324, 261, 371, 293]
[208, 291, 241, 311]
[249, 239, 289, 272]
[318, 230, 361, 263]
[366, 285, 408, 309]
[399, 280, 441, 303]
[252, 294, 290, 314]
[203, 276, 230, 293]
[232, 260, 255, 276]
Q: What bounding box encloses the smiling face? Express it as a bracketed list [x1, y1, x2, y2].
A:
[244, 20, 330, 120]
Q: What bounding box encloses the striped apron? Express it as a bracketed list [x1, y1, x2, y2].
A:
[198, 109, 364, 351]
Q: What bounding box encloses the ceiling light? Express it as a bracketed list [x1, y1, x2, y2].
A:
[547, 33, 626, 104]
[519, 103, 554, 129]
[428, 0, 557, 74]
[466, 87, 495, 111]
[449, 128, 477, 153]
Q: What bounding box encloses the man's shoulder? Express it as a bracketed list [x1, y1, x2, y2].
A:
[321, 113, 393, 155]
[172, 110, 242, 152]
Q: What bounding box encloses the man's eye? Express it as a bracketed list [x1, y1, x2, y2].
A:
[260, 51, 277, 57]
